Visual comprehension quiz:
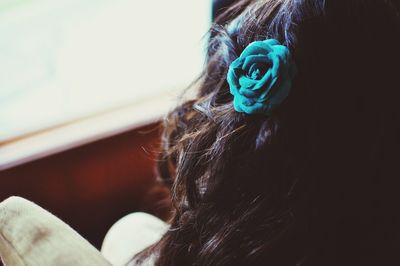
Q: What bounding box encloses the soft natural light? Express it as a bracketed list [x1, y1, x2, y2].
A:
[0, 0, 210, 142]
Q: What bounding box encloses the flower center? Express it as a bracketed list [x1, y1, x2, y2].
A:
[248, 63, 268, 80]
[251, 68, 262, 79]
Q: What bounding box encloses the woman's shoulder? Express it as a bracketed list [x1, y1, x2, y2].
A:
[101, 212, 168, 266]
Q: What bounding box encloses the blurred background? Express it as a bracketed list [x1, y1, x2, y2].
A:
[0, 0, 216, 248]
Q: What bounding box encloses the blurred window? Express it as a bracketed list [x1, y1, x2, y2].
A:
[0, 0, 210, 142]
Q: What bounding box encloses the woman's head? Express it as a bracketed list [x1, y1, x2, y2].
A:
[137, 1, 400, 265]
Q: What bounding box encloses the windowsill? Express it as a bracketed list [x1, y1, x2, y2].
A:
[0, 88, 182, 171]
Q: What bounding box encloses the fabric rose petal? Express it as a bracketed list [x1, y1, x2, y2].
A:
[227, 39, 297, 115]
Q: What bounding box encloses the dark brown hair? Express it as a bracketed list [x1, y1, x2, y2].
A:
[133, 0, 400, 265]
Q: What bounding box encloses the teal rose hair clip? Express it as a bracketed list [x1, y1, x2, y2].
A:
[227, 39, 297, 115]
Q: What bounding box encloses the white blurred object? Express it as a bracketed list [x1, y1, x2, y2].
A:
[0, 0, 210, 142]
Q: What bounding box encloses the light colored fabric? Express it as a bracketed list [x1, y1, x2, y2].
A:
[0, 196, 112, 266]
[101, 212, 168, 266]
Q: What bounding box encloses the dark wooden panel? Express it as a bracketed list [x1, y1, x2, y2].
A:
[0, 123, 171, 248]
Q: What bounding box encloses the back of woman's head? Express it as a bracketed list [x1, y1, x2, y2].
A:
[137, 1, 400, 265]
